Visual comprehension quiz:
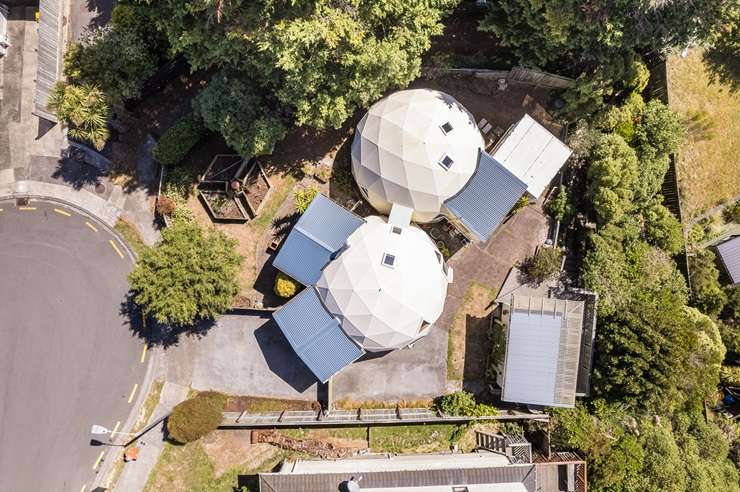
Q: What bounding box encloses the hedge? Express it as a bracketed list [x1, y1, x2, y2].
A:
[153, 114, 205, 166]
[167, 391, 227, 443]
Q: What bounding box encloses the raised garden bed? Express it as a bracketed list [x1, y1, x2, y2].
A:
[199, 190, 250, 223]
[242, 160, 272, 215]
[200, 154, 247, 184]
[197, 155, 272, 222]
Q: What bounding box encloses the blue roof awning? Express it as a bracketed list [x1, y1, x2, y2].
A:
[273, 193, 364, 285]
[716, 235, 740, 285]
[444, 151, 527, 242]
[273, 287, 365, 383]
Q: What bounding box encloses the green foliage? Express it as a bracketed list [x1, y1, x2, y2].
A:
[129, 220, 242, 326]
[719, 321, 740, 355]
[143, 0, 455, 130]
[435, 391, 497, 417]
[586, 134, 638, 223]
[721, 366, 740, 386]
[724, 286, 740, 324]
[633, 99, 685, 160]
[546, 185, 573, 221]
[643, 201, 684, 255]
[294, 187, 320, 214]
[509, 195, 530, 215]
[48, 82, 110, 150]
[690, 249, 727, 316]
[274, 272, 299, 299]
[167, 391, 227, 444]
[193, 72, 287, 159]
[153, 114, 206, 166]
[63, 25, 158, 105]
[524, 247, 562, 283]
[702, 4, 740, 93]
[723, 200, 740, 223]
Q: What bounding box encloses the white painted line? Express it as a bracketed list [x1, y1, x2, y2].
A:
[110, 420, 121, 439]
[53, 208, 71, 217]
[18, 206, 36, 211]
[140, 344, 148, 364]
[92, 451, 105, 470]
[109, 239, 124, 259]
[85, 221, 98, 233]
[80, 485, 87, 492]
[128, 383, 138, 404]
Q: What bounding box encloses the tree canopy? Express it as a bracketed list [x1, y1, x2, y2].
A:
[128, 220, 242, 326]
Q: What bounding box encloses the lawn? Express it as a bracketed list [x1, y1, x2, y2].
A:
[447, 282, 498, 384]
[114, 217, 147, 257]
[667, 49, 740, 219]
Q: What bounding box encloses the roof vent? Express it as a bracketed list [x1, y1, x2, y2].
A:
[391, 226, 402, 235]
[439, 154, 454, 171]
[381, 253, 396, 268]
[440, 121, 454, 134]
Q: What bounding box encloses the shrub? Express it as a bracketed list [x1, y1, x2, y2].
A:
[643, 202, 684, 255]
[48, 82, 110, 150]
[546, 186, 573, 221]
[720, 366, 740, 387]
[294, 187, 320, 214]
[525, 247, 562, 283]
[152, 114, 205, 166]
[723, 200, 740, 224]
[509, 195, 530, 215]
[435, 391, 497, 417]
[167, 391, 227, 443]
[274, 272, 299, 298]
[156, 196, 177, 216]
[689, 249, 727, 316]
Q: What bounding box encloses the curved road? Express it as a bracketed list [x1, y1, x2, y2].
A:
[0, 199, 147, 491]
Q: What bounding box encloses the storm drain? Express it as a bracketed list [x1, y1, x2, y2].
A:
[15, 197, 30, 207]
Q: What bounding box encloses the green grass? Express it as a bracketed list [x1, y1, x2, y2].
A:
[250, 175, 297, 231]
[280, 427, 369, 441]
[115, 218, 147, 257]
[369, 424, 461, 453]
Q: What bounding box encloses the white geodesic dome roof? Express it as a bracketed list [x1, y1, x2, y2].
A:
[316, 216, 449, 351]
[351, 89, 484, 223]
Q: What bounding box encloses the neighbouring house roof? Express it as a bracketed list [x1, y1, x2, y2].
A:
[35, 0, 62, 122]
[272, 287, 364, 383]
[444, 151, 527, 242]
[491, 114, 572, 199]
[259, 453, 537, 492]
[351, 88, 484, 223]
[501, 295, 584, 408]
[273, 193, 364, 286]
[716, 235, 740, 285]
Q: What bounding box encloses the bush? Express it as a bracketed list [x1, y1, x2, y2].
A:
[689, 249, 727, 316]
[294, 187, 320, 214]
[643, 202, 684, 255]
[723, 200, 740, 224]
[274, 272, 299, 298]
[509, 195, 530, 215]
[48, 82, 110, 150]
[546, 186, 574, 221]
[152, 114, 205, 166]
[720, 366, 740, 387]
[155, 196, 177, 216]
[435, 391, 497, 417]
[525, 247, 562, 283]
[167, 391, 227, 443]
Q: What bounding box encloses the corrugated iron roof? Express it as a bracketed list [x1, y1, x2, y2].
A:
[716, 235, 740, 285]
[273, 193, 364, 285]
[35, 0, 61, 122]
[444, 151, 527, 242]
[259, 464, 537, 492]
[501, 295, 584, 408]
[272, 287, 364, 383]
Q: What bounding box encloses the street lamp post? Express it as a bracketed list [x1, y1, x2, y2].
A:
[90, 425, 138, 445]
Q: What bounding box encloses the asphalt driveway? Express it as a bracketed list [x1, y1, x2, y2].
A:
[0, 199, 147, 491]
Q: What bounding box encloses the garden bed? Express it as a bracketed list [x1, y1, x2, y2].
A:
[200, 154, 245, 184]
[198, 190, 250, 223]
[242, 161, 272, 216]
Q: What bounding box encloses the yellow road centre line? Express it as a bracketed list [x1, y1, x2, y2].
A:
[128, 383, 138, 403]
[0, 208, 4, 212]
[140, 344, 148, 363]
[109, 239, 124, 259]
[53, 208, 71, 217]
[80, 485, 87, 492]
[85, 221, 98, 233]
[92, 451, 105, 470]
[110, 420, 121, 439]
[18, 206, 36, 211]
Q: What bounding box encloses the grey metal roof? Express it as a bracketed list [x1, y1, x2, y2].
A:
[35, 0, 61, 122]
[272, 287, 364, 383]
[273, 193, 364, 286]
[444, 151, 527, 242]
[716, 235, 740, 285]
[501, 295, 584, 408]
[259, 464, 536, 492]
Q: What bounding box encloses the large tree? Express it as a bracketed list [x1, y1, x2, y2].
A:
[128, 220, 242, 326]
[137, 0, 456, 130]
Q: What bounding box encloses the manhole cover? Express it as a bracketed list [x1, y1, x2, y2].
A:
[95, 183, 106, 194]
[16, 197, 29, 207]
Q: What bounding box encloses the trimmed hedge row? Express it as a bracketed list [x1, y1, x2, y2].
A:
[153, 114, 205, 166]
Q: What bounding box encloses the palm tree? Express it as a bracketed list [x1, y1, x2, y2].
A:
[48, 82, 110, 150]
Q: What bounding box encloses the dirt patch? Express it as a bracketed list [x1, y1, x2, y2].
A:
[224, 395, 318, 412]
[200, 430, 272, 479]
[244, 168, 270, 212]
[447, 283, 498, 390]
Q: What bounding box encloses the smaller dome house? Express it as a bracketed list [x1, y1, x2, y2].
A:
[351, 89, 484, 223]
[316, 216, 449, 351]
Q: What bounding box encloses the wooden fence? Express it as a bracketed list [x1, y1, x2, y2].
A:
[422, 66, 574, 90]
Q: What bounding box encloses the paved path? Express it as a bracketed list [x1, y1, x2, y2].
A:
[0, 200, 148, 492]
[113, 382, 189, 492]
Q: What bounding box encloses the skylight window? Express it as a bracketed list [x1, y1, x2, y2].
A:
[382, 253, 396, 268]
[440, 121, 454, 134]
[391, 226, 402, 235]
[439, 154, 454, 170]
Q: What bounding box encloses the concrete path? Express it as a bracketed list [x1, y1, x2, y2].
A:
[111, 382, 190, 492]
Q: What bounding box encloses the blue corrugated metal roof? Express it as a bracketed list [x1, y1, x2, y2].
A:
[273, 194, 364, 286]
[273, 287, 365, 383]
[444, 151, 527, 242]
[716, 235, 740, 285]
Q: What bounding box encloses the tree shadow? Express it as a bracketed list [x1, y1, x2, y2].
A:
[84, 0, 115, 30]
[702, 43, 739, 93]
[121, 294, 217, 349]
[52, 157, 106, 190]
[254, 321, 317, 394]
[462, 313, 491, 395]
